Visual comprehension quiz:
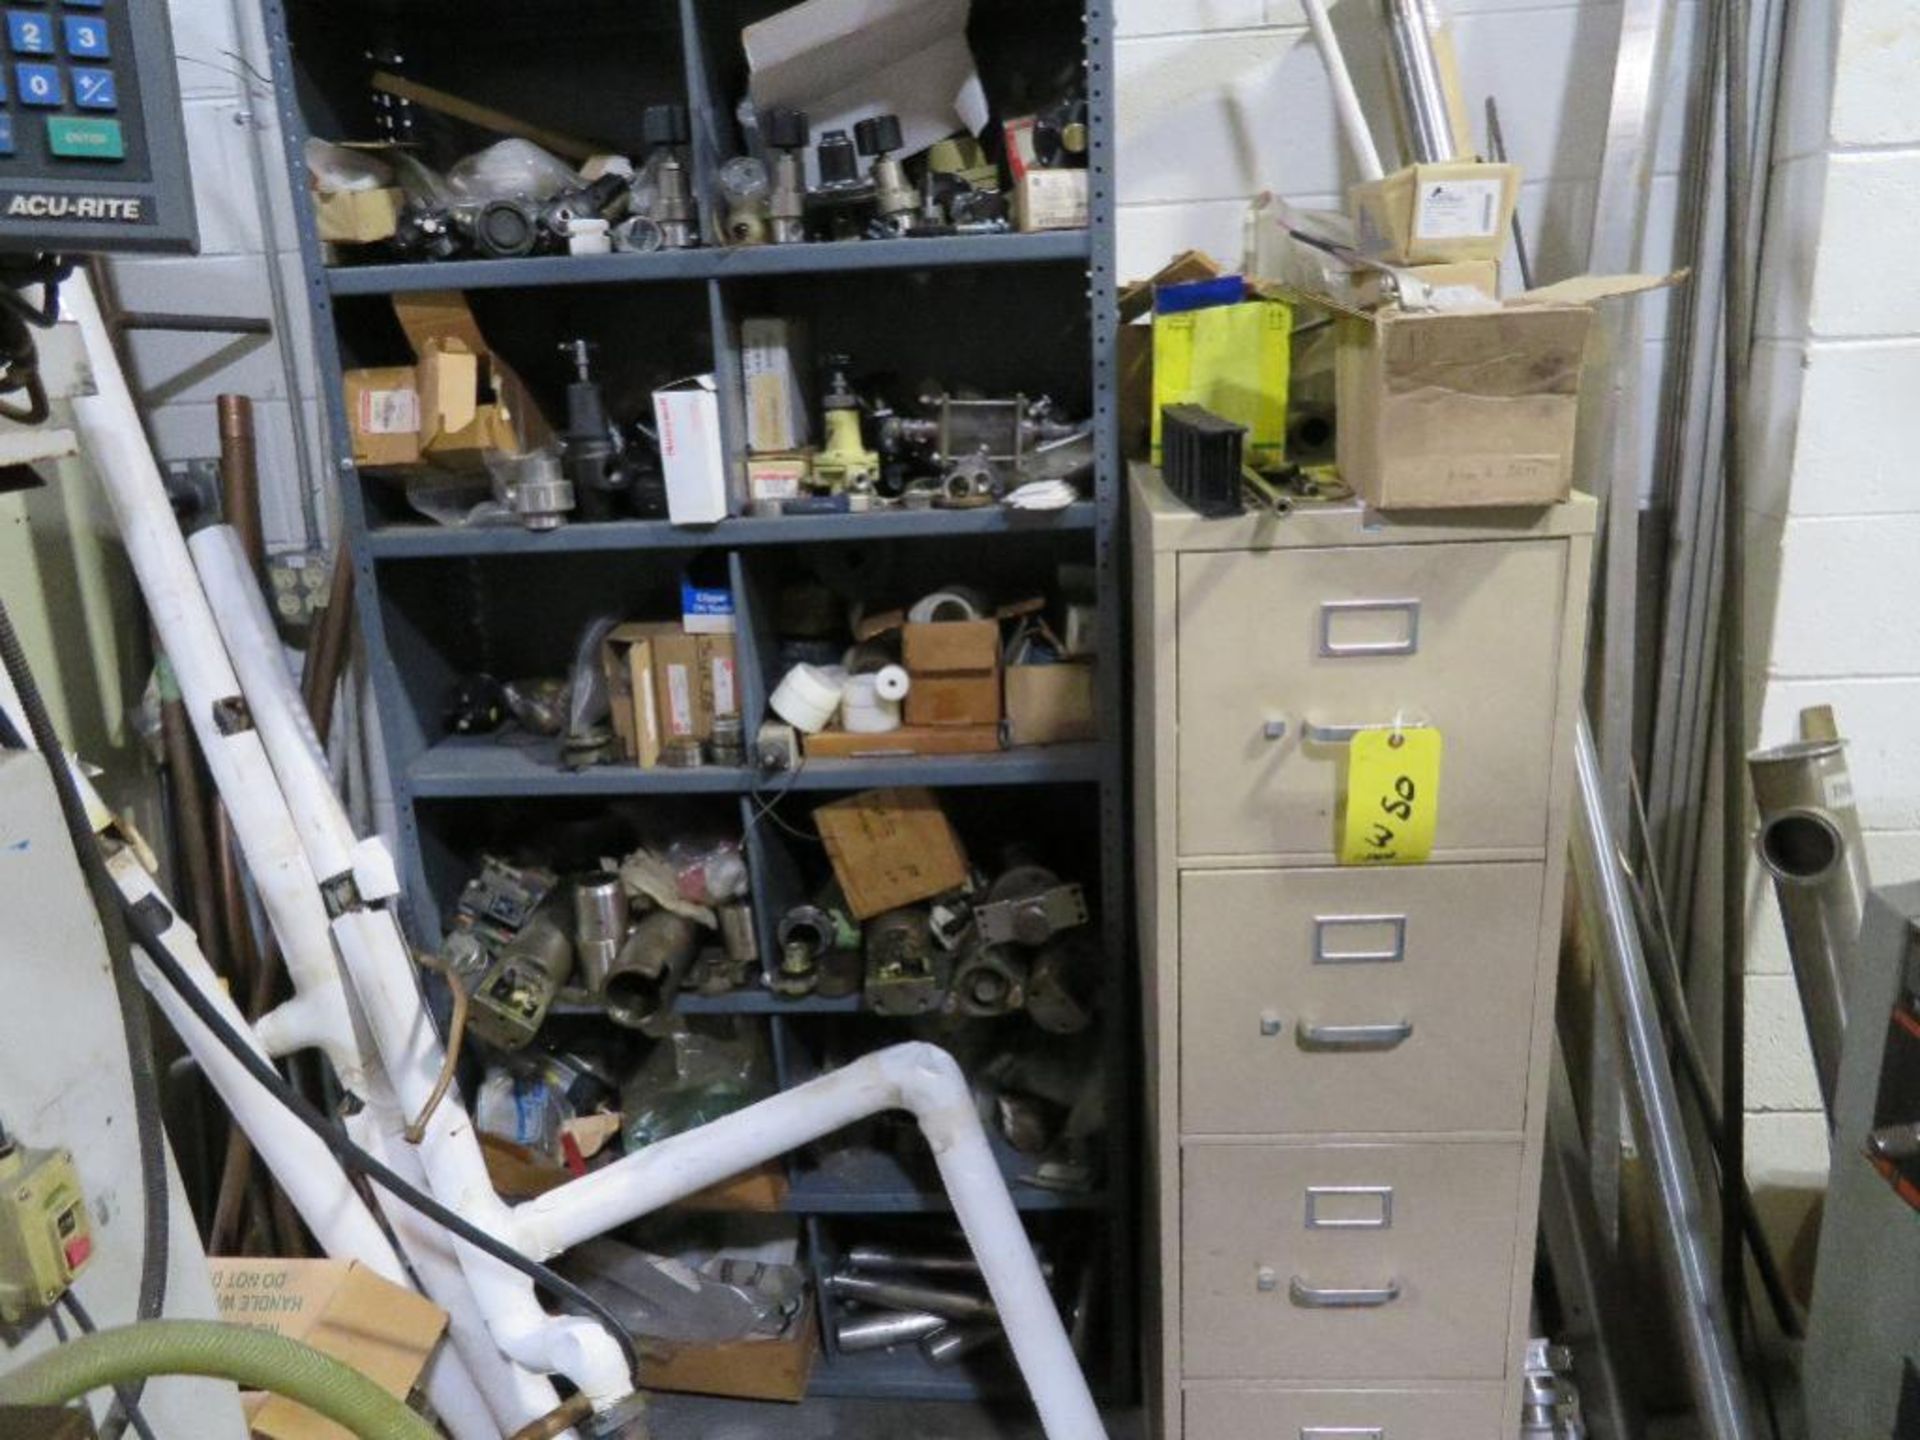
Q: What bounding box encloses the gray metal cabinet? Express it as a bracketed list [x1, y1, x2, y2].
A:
[1133, 465, 1596, 1438]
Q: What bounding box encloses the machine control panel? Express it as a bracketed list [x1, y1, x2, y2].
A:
[0, 0, 194, 252]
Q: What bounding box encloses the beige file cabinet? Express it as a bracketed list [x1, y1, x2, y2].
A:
[1132, 465, 1595, 1440]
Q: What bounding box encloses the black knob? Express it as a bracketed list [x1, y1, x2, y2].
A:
[642, 103, 690, 148]
[764, 107, 810, 151]
[816, 129, 858, 187]
[473, 199, 538, 257]
[854, 113, 902, 157]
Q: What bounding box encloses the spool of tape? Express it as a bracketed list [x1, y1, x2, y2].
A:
[770, 662, 845, 734]
[874, 665, 911, 702]
[840, 674, 903, 734]
[907, 586, 988, 625]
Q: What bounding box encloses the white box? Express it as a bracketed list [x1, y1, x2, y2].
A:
[653, 375, 729, 525]
[742, 317, 809, 452]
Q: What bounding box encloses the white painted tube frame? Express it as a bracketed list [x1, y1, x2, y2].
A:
[1301, 0, 1386, 181]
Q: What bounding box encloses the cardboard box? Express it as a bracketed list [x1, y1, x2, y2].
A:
[742, 318, 808, 452]
[604, 624, 666, 767]
[342, 292, 547, 472]
[748, 453, 810, 506]
[209, 1259, 445, 1440]
[654, 375, 730, 524]
[1006, 662, 1097, 746]
[1353, 259, 1500, 310]
[815, 787, 969, 919]
[315, 186, 403, 244]
[1352, 162, 1520, 265]
[903, 619, 1002, 727]
[1016, 168, 1089, 232]
[1334, 273, 1679, 509]
[803, 725, 1002, 759]
[653, 628, 739, 741]
[641, 1298, 819, 1403]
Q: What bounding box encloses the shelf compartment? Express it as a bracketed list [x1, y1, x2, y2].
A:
[408, 735, 754, 798]
[326, 232, 1090, 297]
[364, 502, 1097, 560]
[806, 1341, 1024, 1403]
[780, 745, 1102, 791]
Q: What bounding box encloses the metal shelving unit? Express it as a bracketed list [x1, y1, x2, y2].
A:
[262, 0, 1128, 1411]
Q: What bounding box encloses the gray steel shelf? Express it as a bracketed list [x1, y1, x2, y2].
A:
[676, 990, 863, 1016]
[805, 1342, 1022, 1402]
[327, 231, 1090, 297]
[780, 744, 1103, 791]
[408, 735, 752, 798]
[364, 502, 1097, 560]
[784, 1136, 1104, 1216]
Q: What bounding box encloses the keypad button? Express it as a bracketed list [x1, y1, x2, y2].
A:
[63, 0, 104, 7]
[5, 10, 53, 54]
[15, 61, 60, 106]
[47, 116, 122, 160]
[62, 15, 106, 57]
[71, 66, 113, 109]
[0, 115, 15, 158]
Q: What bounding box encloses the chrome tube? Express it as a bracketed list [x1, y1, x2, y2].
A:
[1747, 726, 1869, 1119]
[1573, 714, 1756, 1440]
[1377, 0, 1455, 162]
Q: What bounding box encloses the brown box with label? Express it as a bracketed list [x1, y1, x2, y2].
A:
[641, 1299, 819, 1403]
[209, 1259, 445, 1440]
[1351, 162, 1519, 265]
[1335, 273, 1680, 509]
[343, 292, 548, 472]
[815, 787, 970, 920]
[603, 624, 666, 767]
[1005, 661, 1097, 746]
[903, 620, 1002, 727]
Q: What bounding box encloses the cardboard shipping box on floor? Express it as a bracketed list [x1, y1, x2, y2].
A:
[343, 291, 547, 471]
[209, 1259, 445, 1440]
[1332, 272, 1681, 509]
[902, 619, 1002, 727]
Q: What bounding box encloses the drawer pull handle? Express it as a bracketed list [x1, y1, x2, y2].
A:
[1300, 717, 1430, 745]
[1289, 1276, 1402, 1309]
[1297, 1020, 1414, 1052]
[1301, 1430, 1386, 1439]
[1320, 598, 1420, 657]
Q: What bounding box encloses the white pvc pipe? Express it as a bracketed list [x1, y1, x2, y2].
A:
[518, 1042, 1107, 1440]
[1302, 0, 1386, 180]
[190, 526, 396, 903]
[61, 275, 364, 1095]
[349, 1103, 563, 1436]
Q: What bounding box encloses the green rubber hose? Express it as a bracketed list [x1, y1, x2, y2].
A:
[0, 1320, 439, 1440]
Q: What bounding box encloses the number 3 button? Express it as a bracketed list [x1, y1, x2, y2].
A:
[15, 63, 62, 107]
[64, 16, 108, 58]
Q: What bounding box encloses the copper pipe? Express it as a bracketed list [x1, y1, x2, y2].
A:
[405, 952, 468, 1144]
[507, 1393, 594, 1440]
[302, 548, 355, 745]
[216, 395, 264, 579]
[159, 691, 220, 958]
[206, 1123, 249, 1255]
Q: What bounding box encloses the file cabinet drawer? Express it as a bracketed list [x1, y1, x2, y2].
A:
[1185, 1384, 1507, 1440]
[1180, 864, 1545, 1136]
[1175, 540, 1567, 859]
[1182, 1141, 1520, 1380]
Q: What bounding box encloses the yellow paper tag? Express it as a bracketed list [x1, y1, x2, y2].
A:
[1341, 726, 1443, 865]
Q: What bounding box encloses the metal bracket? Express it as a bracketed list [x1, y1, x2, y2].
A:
[975, 882, 1088, 947]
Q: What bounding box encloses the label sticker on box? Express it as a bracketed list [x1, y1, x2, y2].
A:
[711, 658, 737, 719]
[358, 388, 419, 435]
[666, 665, 695, 737]
[1340, 726, 1443, 865]
[1413, 179, 1503, 240]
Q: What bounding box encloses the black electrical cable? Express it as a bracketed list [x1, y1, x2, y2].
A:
[0, 598, 169, 1431]
[60, 1292, 160, 1440]
[0, 618, 640, 1390]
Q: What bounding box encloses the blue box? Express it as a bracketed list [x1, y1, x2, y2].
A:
[680, 578, 736, 635]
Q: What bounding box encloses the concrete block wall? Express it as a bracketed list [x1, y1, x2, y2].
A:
[1743, 0, 1915, 1197]
[106, 0, 328, 556]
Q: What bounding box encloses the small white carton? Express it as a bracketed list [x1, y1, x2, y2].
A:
[653, 375, 729, 525]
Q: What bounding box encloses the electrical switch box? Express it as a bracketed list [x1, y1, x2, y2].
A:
[0, 1141, 92, 1322]
[0, 0, 194, 253]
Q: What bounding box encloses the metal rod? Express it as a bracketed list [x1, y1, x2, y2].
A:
[1573, 713, 1756, 1440]
[1717, 0, 1755, 1335]
[159, 687, 220, 959]
[115, 313, 272, 336]
[1484, 98, 1533, 289]
[1377, 0, 1455, 162]
[302, 547, 355, 746]
[832, 1310, 948, 1352]
[823, 1272, 998, 1322]
[1304, 0, 1386, 180]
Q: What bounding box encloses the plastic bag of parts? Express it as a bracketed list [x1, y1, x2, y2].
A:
[446, 139, 579, 206]
[559, 1235, 804, 1345]
[622, 1020, 769, 1152]
[667, 836, 749, 907]
[405, 472, 512, 529]
[476, 1066, 574, 1159]
[567, 614, 623, 739]
[305, 138, 394, 192]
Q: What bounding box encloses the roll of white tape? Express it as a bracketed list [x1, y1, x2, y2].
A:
[907, 586, 989, 625]
[840, 674, 903, 734]
[874, 665, 912, 702]
[770, 662, 845, 735]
